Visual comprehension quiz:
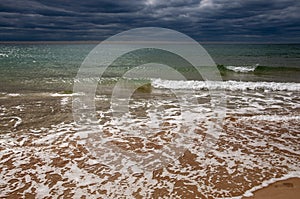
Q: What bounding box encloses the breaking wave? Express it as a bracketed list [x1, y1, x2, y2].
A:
[217, 64, 300, 73]
[152, 79, 300, 91]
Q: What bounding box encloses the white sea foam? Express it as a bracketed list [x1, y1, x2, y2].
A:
[60, 97, 69, 106]
[152, 79, 300, 91]
[50, 93, 79, 97]
[225, 64, 259, 73]
[12, 105, 24, 111]
[2, 116, 22, 128]
[7, 93, 21, 97]
[0, 53, 8, 57]
[12, 116, 22, 128]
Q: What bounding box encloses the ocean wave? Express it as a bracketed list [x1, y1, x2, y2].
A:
[218, 64, 300, 73]
[224, 64, 259, 73]
[152, 79, 300, 91]
[0, 53, 9, 57]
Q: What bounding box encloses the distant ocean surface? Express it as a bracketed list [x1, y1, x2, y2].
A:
[0, 43, 300, 92]
[0, 43, 299, 198]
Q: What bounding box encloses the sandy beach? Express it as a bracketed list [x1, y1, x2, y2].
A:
[0, 91, 299, 198]
[243, 178, 300, 199]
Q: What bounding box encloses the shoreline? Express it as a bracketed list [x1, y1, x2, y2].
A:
[1, 41, 299, 45]
[243, 177, 300, 199]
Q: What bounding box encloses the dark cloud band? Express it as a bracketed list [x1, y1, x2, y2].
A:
[0, 0, 299, 42]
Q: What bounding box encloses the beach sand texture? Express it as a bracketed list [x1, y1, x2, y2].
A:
[244, 178, 300, 199]
[0, 90, 299, 198]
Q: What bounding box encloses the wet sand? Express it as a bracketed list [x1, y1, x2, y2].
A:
[243, 178, 300, 199]
[0, 91, 299, 198]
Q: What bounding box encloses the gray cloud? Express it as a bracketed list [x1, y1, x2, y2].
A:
[0, 0, 299, 42]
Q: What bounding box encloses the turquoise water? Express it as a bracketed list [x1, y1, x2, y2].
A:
[0, 43, 300, 92]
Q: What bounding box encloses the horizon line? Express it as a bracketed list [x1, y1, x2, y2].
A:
[0, 40, 299, 45]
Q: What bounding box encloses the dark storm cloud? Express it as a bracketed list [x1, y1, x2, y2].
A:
[0, 0, 299, 42]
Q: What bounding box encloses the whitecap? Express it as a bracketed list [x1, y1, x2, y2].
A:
[225, 64, 259, 73]
[152, 79, 300, 91]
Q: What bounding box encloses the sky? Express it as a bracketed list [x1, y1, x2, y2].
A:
[1, 0, 300, 42]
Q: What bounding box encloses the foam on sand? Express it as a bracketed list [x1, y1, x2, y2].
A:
[0, 89, 299, 198]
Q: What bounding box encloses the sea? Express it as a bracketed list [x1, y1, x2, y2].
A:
[0, 43, 299, 198]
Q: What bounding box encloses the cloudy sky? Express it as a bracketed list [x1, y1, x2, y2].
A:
[1, 0, 299, 42]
